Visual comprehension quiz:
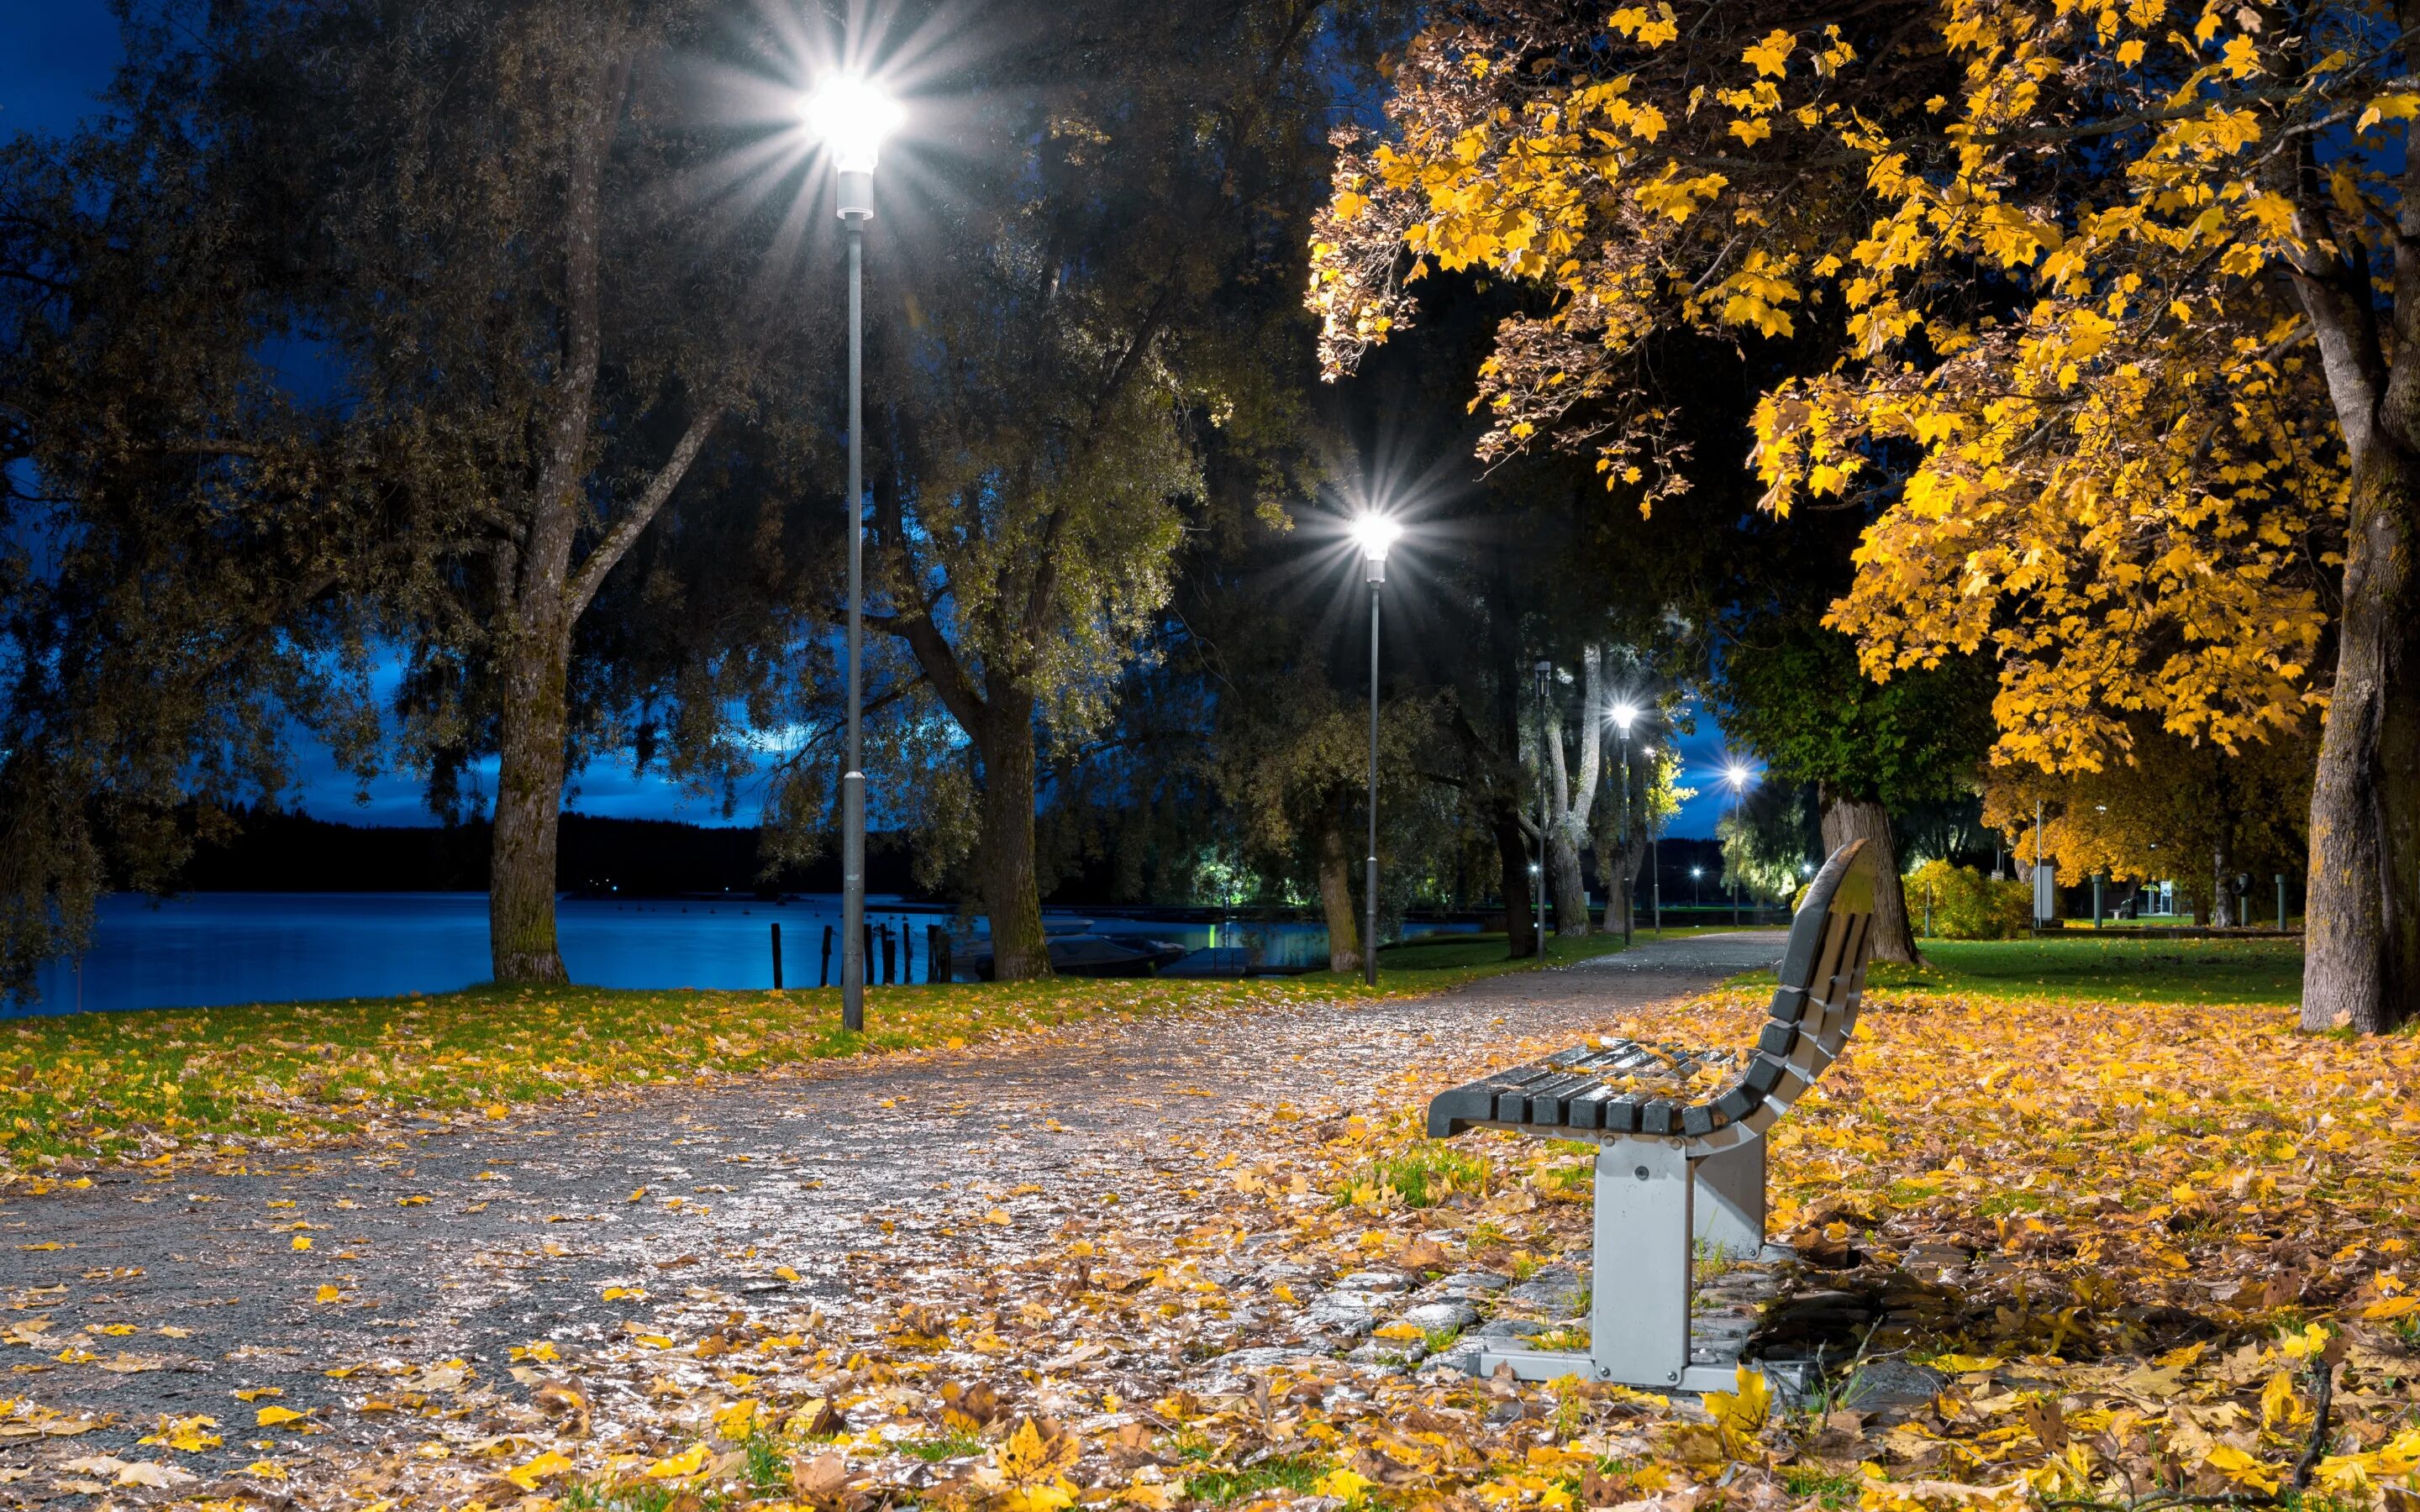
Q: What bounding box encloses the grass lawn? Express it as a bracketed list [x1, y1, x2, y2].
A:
[1731, 932, 2305, 1005]
[0, 927, 1690, 1174]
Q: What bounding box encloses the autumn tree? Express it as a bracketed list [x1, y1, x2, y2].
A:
[1308, 0, 2400, 1026]
[0, 41, 378, 995]
[3, 0, 839, 990]
[1981, 721, 2317, 928]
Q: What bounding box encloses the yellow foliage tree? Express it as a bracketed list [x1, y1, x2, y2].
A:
[1308, 0, 2409, 1030]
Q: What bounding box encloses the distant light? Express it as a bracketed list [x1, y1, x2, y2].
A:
[1691, 867, 1702, 878]
[1610, 703, 1639, 733]
[799, 74, 904, 175]
[1349, 512, 1403, 562]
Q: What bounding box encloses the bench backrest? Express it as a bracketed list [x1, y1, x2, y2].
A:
[1697, 837, 1877, 1147]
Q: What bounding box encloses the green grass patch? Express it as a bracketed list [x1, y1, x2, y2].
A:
[1783, 1466, 1862, 1509]
[1186, 1457, 1325, 1505]
[1731, 934, 2302, 1006]
[1343, 1141, 1492, 1207]
[899, 1430, 988, 1462]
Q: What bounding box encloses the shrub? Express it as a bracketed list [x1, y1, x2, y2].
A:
[1906, 859, 2033, 939]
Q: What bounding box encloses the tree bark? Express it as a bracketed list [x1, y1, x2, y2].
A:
[2302, 445, 2420, 1031]
[980, 696, 1052, 982]
[1495, 805, 1539, 958]
[1317, 807, 1362, 973]
[1548, 830, 1589, 937]
[1818, 785, 1921, 965]
[489, 625, 573, 984]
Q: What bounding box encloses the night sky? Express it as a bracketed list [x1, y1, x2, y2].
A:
[0, 6, 1744, 837]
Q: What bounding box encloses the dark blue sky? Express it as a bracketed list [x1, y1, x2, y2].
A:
[1, 6, 1744, 837]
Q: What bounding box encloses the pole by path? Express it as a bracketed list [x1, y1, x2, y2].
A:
[771, 921, 784, 990]
[820, 924, 834, 989]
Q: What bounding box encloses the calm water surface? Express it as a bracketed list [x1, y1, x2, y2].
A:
[26, 893, 1375, 1015]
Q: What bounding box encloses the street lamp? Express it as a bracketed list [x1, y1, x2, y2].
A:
[802, 72, 903, 1033]
[1534, 659, 1553, 958]
[1690, 864, 1703, 908]
[1722, 762, 1753, 926]
[1608, 703, 1639, 944]
[1349, 512, 1402, 987]
[1639, 743, 1661, 933]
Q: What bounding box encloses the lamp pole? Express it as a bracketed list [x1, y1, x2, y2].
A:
[1610, 705, 1638, 946]
[1351, 516, 1400, 986]
[1534, 659, 1552, 958]
[1646, 746, 1661, 935]
[804, 76, 903, 1032]
[1723, 764, 1751, 927]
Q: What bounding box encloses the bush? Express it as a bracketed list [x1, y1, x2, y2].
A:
[1907, 859, 2033, 939]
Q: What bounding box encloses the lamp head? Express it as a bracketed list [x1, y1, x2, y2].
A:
[800, 74, 903, 217]
[1725, 763, 1751, 790]
[1349, 512, 1401, 582]
[1610, 702, 1639, 734]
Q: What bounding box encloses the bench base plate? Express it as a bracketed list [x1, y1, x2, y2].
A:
[1470, 1347, 1746, 1394]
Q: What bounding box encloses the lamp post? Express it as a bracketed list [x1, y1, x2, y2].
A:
[1642, 743, 1661, 934]
[1690, 864, 1702, 909]
[1723, 763, 1752, 925]
[1533, 659, 1553, 958]
[1609, 704, 1637, 945]
[802, 74, 903, 1033]
[1350, 513, 1402, 987]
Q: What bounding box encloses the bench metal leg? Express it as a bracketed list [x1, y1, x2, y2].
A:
[1591, 1139, 1693, 1386]
[1691, 1139, 1765, 1258]
[1479, 1140, 1692, 1387]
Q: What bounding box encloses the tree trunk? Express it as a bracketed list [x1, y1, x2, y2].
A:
[489, 627, 572, 984]
[981, 696, 1052, 981]
[1818, 785, 1921, 966]
[1549, 827, 1590, 937]
[1494, 806, 1539, 958]
[2302, 444, 2420, 1031]
[1316, 810, 1362, 974]
[2212, 839, 2236, 929]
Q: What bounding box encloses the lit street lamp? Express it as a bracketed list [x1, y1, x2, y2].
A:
[1639, 743, 1661, 933]
[802, 73, 903, 1033]
[1349, 512, 1402, 987]
[1690, 864, 1702, 908]
[1723, 762, 1753, 926]
[1608, 703, 1637, 944]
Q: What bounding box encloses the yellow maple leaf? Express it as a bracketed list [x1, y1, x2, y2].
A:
[643, 1441, 711, 1480]
[255, 1406, 305, 1427]
[997, 1419, 1081, 1485]
[1706, 1365, 1771, 1448]
[506, 1449, 574, 1491]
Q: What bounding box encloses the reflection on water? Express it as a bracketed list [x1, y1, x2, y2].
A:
[24, 893, 1396, 1016]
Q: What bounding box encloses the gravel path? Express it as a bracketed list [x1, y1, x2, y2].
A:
[0, 932, 1781, 1478]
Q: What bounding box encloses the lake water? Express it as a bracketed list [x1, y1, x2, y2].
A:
[21, 893, 1399, 1016]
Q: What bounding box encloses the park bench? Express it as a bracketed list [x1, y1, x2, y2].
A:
[1423, 837, 1879, 1390]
